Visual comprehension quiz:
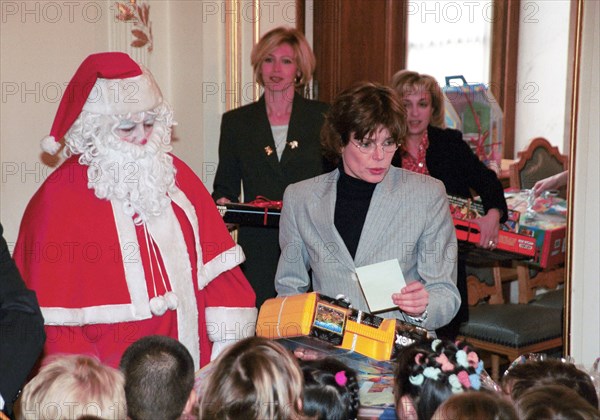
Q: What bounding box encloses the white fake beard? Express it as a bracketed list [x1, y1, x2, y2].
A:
[86, 126, 176, 224]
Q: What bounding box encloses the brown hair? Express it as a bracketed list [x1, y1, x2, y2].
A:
[251, 26, 315, 88]
[515, 385, 600, 420]
[321, 82, 406, 165]
[433, 391, 518, 420]
[390, 70, 446, 129]
[20, 355, 126, 420]
[502, 359, 599, 409]
[198, 337, 304, 420]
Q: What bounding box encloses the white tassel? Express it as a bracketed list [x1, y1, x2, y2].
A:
[41, 136, 60, 154]
[164, 291, 179, 310]
[149, 295, 168, 316]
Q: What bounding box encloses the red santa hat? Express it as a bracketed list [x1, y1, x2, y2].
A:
[41, 52, 163, 154]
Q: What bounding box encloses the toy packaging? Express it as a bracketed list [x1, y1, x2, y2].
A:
[256, 292, 428, 363]
[443, 75, 503, 174]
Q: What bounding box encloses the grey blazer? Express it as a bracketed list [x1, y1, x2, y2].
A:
[275, 167, 460, 332]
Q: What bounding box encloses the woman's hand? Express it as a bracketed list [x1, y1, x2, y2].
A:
[216, 197, 231, 205]
[392, 281, 429, 316]
[473, 209, 501, 249]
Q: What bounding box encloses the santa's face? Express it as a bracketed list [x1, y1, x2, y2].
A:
[114, 111, 156, 146]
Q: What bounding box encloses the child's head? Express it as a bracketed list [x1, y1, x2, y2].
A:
[514, 384, 600, 420]
[19, 355, 126, 420]
[300, 357, 360, 420]
[119, 335, 196, 420]
[432, 390, 518, 420]
[198, 336, 303, 420]
[394, 338, 484, 420]
[502, 358, 599, 409]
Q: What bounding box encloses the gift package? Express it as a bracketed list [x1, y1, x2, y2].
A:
[504, 191, 567, 268]
[444, 75, 503, 174]
[217, 198, 281, 227]
[256, 292, 428, 366]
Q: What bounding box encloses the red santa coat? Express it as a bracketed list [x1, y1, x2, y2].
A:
[13, 155, 257, 369]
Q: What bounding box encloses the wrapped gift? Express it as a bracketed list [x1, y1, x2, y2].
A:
[256, 292, 428, 362]
[504, 191, 567, 268]
[444, 76, 503, 174]
[217, 197, 281, 227]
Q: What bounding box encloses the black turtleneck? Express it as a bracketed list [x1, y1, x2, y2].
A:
[334, 167, 377, 260]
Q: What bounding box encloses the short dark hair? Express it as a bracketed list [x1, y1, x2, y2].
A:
[301, 357, 360, 420]
[119, 335, 195, 420]
[321, 82, 406, 165]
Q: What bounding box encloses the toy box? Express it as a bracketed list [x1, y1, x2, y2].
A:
[256, 292, 428, 362]
[444, 75, 503, 174]
[217, 202, 280, 227]
[453, 218, 536, 259]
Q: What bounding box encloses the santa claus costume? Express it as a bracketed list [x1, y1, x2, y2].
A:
[13, 52, 257, 369]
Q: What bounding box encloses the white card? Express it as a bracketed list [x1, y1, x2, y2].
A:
[355, 259, 406, 313]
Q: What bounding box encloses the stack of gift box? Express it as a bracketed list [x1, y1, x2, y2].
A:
[449, 192, 566, 268]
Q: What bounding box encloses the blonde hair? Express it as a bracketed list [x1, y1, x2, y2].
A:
[390, 70, 446, 128]
[198, 337, 304, 420]
[19, 355, 126, 420]
[251, 26, 316, 88]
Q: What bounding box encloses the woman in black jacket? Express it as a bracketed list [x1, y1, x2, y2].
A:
[391, 70, 508, 340]
[213, 27, 331, 308]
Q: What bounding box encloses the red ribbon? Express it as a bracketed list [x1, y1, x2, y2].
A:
[247, 196, 283, 209]
[246, 196, 282, 225]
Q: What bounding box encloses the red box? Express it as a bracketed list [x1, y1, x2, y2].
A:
[518, 224, 566, 268]
[453, 218, 536, 258]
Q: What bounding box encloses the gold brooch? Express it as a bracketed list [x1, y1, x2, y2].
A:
[264, 146, 273, 156]
[288, 140, 299, 149]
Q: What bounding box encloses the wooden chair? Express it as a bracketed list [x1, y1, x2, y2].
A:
[505, 136, 567, 300]
[458, 267, 563, 381]
[509, 137, 568, 192]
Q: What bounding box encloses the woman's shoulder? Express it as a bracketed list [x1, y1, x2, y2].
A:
[428, 125, 463, 142]
[222, 100, 263, 119]
[296, 95, 329, 112]
[285, 170, 337, 196]
[386, 167, 446, 195]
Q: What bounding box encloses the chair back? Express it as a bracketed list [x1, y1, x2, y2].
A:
[509, 137, 568, 191]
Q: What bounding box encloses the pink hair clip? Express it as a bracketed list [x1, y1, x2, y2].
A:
[335, 370, 348, 386]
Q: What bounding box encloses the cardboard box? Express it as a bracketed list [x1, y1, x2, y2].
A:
[217, 202, 280, 227]
[453, 218, 536, 259]
[256, 292, 428, 362]
[518, 223, 566, 268]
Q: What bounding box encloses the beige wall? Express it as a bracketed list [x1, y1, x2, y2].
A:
[0, 0, 598, 365]
[570, 0, 600, 367]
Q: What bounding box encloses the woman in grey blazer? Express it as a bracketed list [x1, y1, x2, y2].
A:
[275, 83, 460, 333]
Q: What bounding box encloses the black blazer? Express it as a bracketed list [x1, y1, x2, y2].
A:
[393, 125, 508, 222]
[0, 223, 45, 416]
[213, 93, 331, 202]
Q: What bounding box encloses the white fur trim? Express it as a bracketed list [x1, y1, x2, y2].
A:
[41, 135, 60, 154]
[82, 67, 162, 115]
[198, 244, 246, 290]
[169, 187, 245, 290]
[205, 306, 258, 343]
[146, 207, 200, 369]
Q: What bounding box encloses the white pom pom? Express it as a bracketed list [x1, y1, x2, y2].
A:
[164, 291, 178, 310]
[41, 136, 60, 154]
[150, 296, 168, 316]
